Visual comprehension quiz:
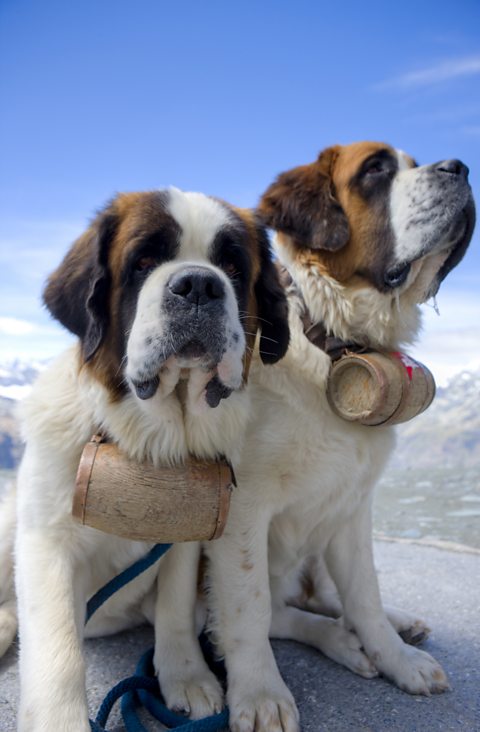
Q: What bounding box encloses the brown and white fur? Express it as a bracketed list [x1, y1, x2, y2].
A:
[0, 147, 475, 732]
[2, 188, 289, 732]
[197, 143, 475, 731]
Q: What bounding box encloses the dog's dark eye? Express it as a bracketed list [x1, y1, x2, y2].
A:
[223, 262, 238, 278]
[364, 161, 384, 176]
[134, 256, 157, 272]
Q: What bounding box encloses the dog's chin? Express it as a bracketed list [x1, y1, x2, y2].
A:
[130, 343, 244, 413]
[393, 246, 454, 306]
[435, 201, 475, 286]
[183, 347, 245, 415]
[177, 339, 212, 364]
[391, 202, 475, 305]
[416, 206, 475, 303]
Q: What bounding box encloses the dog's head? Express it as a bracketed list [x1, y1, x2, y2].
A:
[43, 188, 289, 409]
[258, 142, 475, 305]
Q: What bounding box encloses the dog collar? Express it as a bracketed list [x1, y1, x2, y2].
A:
[276, 264, 365, 361]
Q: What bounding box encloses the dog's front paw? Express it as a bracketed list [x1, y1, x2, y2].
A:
[374, 644, 450, 695]
[229, 680, 299, 732]
[321, 620, 378, 679]
[384, 604, 431, 646]
[161, 669, 224, 720]
[155, 641, 224, 720]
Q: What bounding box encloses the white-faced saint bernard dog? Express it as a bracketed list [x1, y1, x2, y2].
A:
[193, 144, 474, 732]
[0, 188, 289, 732]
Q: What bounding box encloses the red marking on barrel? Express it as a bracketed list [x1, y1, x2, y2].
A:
[391, 351, 414, 381]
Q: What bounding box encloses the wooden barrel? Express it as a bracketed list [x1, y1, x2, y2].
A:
[72, 436, 235, 542]
[326, 351, 436, 426]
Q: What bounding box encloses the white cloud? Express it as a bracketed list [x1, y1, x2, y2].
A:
[0, 333, 75, 362]
[413, 288, 480, 386]
[0, 384, 33, 400]
[0, 316, 75, 362]
[0, 316, 62, 338]
[0, 217, 84, 356]
[0, 317, 36, 336]
[374, 54, 480, 91]
[0, 219, 84, 283]
[415, 329, 480, 386]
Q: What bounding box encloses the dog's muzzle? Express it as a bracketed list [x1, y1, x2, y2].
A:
[386, 159, 475, 292]
[128, 264, 243, 404]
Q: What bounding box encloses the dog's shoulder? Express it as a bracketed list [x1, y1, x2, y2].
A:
[19, 345, 97, 451]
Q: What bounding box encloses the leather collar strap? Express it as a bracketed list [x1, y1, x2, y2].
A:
[276, 264, 365, 362]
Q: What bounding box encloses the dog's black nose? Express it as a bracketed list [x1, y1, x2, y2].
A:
[436, 159, 469, 179]
[384, 262, 411, 289]
[168, 267, 225, 306]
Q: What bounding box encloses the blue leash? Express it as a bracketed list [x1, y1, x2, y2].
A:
[85, 543, 171, 623]
[86, 543, 228, 732]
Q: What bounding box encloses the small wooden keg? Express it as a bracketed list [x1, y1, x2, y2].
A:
[326, 351, 435, 426]
[72, 436, 235, 542]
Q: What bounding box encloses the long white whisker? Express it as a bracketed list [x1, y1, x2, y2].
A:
[257, 334, 279, 345]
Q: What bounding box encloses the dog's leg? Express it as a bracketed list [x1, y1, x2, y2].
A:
[205, 491, 299, 732]
[298, 554, 430, 645]
[325, 502, 449, 695]
[16, 526, 90, 732]
[271, 602, 377, 678]
[153, 542, 224, 720]
[292, 554, 343, 618]
[0, 481, 17, 657]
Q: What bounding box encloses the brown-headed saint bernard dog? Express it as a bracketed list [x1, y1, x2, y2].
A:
[0, 188, 289, 732]
[191, 143, 474, 732]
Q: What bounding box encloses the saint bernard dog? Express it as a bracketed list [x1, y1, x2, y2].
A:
[195, 143, 474, 732]
[1, 188, 289, 732]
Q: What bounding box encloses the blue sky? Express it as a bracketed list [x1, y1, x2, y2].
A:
[0, 0, 479, 383]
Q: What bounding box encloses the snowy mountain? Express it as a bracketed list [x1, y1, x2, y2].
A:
[0, 396, 21, 469]
[0, 360, 46, 469]
[0, 359, 47, 401]
[0, 361, 478, 470]
[392, 368, 480, 468]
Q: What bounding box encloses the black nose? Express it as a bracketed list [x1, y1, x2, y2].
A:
[168, 267, 225, 306]
[436, 159, 469, 179]
[384, 262, 411, 289]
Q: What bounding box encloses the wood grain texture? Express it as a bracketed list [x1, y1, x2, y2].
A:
[327, 352, 435, 426]
[72, 441, 234, 542]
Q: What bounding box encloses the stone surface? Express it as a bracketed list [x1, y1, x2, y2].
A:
[1, 540, 479, 731]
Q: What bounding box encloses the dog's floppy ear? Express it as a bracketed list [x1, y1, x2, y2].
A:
[43, 204, 118, 362]
[253, 218, 290, 364]
[258, 146, 349, 251]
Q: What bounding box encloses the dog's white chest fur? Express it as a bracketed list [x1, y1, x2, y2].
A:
[245, 328, 395, 577]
